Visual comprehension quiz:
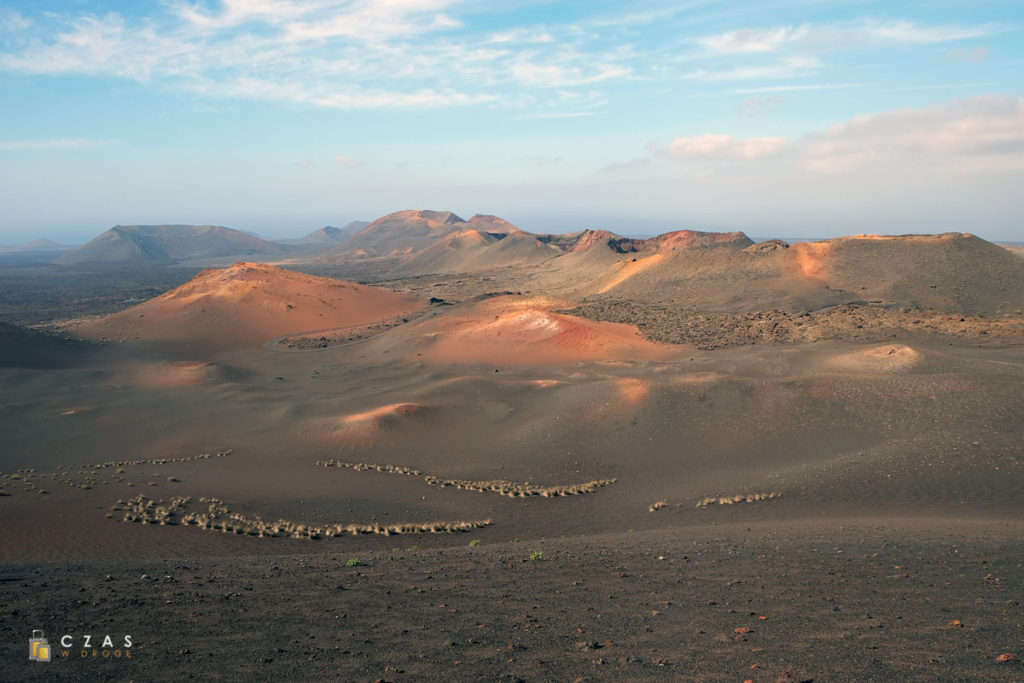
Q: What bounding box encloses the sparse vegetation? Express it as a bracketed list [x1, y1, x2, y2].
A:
[0, 266, 201, 326]
[346, 557, 362, 567]
[528, 550, 545, 562]
[696, 492, 781, 508]
[8, 450, 237, 492]
[113, 494, 493, 540]
[563, 302, 1024, 350]
[469, 539, 481, 547]
[318, 459, 616, 498]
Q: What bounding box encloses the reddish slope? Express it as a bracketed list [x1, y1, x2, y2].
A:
[397, 295, 680, 366]
[73, 262, 425, 351]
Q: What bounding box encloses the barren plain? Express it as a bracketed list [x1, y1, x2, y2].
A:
[1, 212, 1022, 681]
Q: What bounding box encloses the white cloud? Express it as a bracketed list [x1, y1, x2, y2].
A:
[686, 56, 820, 81]
[516, 111, 599, 120]
[173, 0, 319, 29]
[698, 25, 810, 54]
[737, 95, 780, 116]
[312, 89, 496, 109]
[0, 14, 204, 80]
[282, 2, 463, 42]
[657, 95, 1024, 175]
[0, 3, 632, 110]
[697, 19, 992, 56]
[0, 7, 996, 114]
[665, 134, 788, 161]
[487, 28, 554, 44]
[863, 20, 989, 44]
[510, 60, 629, 87]
[734, 83, 862, 94]
[0, 138, 114, 150]
[517, 154, 563, 167]
[173, 0, 468, 40]
[802, 94, 1024, 174]
[0, 8, 31, 32]
[334, 153, 364, 168]
[173, 0, 463, 39]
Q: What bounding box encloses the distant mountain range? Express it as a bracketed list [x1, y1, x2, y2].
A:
[312, 209, 1023, 315]
[0, 238, 69, 253]
[52, 221, 373, 264]
[30, 211, 1024, 316]
[277, 221, 370, 247]
[56, 225, 286, 265]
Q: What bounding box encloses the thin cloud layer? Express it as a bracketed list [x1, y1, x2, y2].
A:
[803, 95, 1024, 174]
[698, 20, 992, 55]
[0, 138, 114, 150]
[0, 1, 628, 111]
[0, 2, 1019, 241]
[0, 4, 997, 111]
[665, 134, 788, 161]
[658, 95, 1024, 175]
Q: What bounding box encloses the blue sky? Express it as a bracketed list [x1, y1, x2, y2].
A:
[0, 0, 1022, 243]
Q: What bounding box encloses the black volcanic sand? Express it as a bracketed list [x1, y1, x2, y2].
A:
[1, 307, 1023, 679]
[2, 522, 1023, 681]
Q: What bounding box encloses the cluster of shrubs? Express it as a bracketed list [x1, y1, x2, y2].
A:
[317, 459, 616, 498]
[112, 494, 491, 540]
[695, 492, 781, 507]
[64, 449, 232, 471]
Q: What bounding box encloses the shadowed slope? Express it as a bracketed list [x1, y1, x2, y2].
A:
[0, 321, 97, 368]
[391, 230, 561, 277]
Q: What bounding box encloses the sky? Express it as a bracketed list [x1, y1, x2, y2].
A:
[0, 0, 1022, 244]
